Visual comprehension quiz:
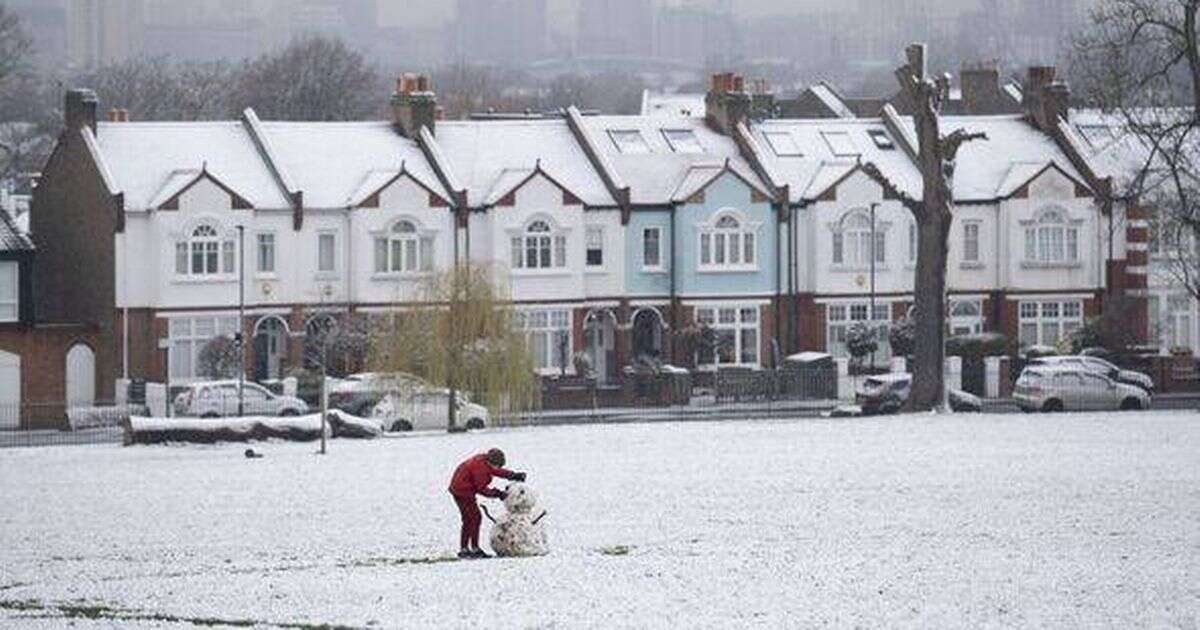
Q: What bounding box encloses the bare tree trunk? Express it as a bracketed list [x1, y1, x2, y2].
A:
[911, 212, 951, 409]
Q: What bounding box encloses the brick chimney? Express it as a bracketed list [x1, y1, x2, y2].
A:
[705, 72, 752, 135]
[391, 73, 436, 138]
[65, 88, 98, 132]
[960, 61, 1001, 114]
[1023, 66, 1069, 130]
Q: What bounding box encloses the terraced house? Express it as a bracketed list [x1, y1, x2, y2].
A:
[23, 69, 1145, 407]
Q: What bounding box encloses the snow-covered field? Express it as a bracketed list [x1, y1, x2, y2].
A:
[1, 411, 1197, 628]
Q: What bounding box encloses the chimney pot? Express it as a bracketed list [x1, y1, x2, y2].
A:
[106, 108, 120, 122]
[392, 73, 436, 138]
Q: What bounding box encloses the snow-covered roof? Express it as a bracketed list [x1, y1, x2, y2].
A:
[433, 119, 616, 208]
[922, 115, 1090, 201]
[752, 118, 922, 203]
[580, 114, 769, 206]
[1067, 109, 1161, 195]
[640, 90, 707, 118]
[809, 83, 856, 119]
[95, 121, 291, 211]
[260, 121, 448, 208]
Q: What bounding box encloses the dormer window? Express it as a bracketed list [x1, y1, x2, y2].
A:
[662, 129, 704, 153]
[512, 220, 567, 270]
[175, 223, 234, 277]
[608, 129, 651, 154]
[763, 130, 802, 157]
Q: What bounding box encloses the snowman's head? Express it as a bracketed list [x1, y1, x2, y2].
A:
[503, 483, 537, 513]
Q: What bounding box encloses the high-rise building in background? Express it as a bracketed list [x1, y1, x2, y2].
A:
[450, 0, 549, 65]
[577, 0, 653, 58]
[653, 2, 736, 68]
[66, 0, 145, 70]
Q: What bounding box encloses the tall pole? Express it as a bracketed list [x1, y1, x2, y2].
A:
[237, 225, 246, 417]
[869, 202, 878, 368]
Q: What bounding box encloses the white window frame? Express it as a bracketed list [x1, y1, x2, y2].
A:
[517, 309, 572, 373]
[1018, 300, 1084, 349]
[821, 131, 859, 157]
[694, 305, 760, 369]
[830, 210, 887, 269]
[763, 130, 802, 157]
[0, 261, 17, 322]
[1150, 294, 1195, 351]
[826, 301, 892, 362]
[510, 219, 567, 272]
[168, 315, 239, 382]
[175, 222, 236, 279]
[962, 221, 981, 265]
[642, 226, 664, 271]
[1021, 207, 1081, 266]
[256, 232, 276, 276]
[607, 129, 651, 154]
[698, 210, 760, 272]
[317, 231, 338, 275]
[373, 219, 434, 276]
[585, 225, 604, 269]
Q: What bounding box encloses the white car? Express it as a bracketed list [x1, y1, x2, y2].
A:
[1014, 366, 1151, 412]
[1027, 355, 1155, 393]
[371, 389, 490, 431]
[173, 381, 309, 418]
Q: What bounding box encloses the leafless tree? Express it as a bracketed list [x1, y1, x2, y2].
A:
[76, 57, 235, 121]
[233, 36, 379, 121]
[1073, 0, 1200, 314]
[862, 44, 986, 411]
[0, 4, 31, 89]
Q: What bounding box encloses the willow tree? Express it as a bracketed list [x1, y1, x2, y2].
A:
[369, 263, 540, 430]
[864, 44, 986, 411]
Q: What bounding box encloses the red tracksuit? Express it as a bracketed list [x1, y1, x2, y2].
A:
[448, 454, 517, 549]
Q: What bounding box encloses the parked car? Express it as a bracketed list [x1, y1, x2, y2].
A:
[327, 372, 430, 416]
[1013, 366, 1151, 412]
[855, 373, 983, 415]
[855, 373, 912, 415]
[173, 381, 309, 418]
[371, 389, 490, 431]
[1026, 355, 1155, 393]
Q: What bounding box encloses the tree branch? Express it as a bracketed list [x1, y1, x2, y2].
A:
[940, 130, 988, 161]
[859, 161, 921, 213]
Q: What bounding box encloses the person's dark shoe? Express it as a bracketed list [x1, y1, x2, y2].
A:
[469, 548, 491, 558]
[457, 549, 473, 559]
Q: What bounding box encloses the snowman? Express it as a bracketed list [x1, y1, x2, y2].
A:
[484, 483, 549, 557]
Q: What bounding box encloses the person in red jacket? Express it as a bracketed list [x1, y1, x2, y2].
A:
[448, 448, 526, 558]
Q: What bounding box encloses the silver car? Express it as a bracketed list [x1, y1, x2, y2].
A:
[1027, 355, 1155, 393]
[174, 381, 309, 418]
[1014, 366, 1151, 412]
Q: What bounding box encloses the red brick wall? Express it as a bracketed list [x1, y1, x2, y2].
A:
[0, 323, 104, 428]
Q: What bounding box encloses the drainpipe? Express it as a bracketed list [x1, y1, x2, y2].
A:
[670, 204, 677, 363]
[122, 230, 129, 380]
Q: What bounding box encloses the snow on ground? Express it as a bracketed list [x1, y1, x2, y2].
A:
[1, 411, 1197, 628]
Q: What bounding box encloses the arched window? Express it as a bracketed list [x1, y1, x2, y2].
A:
[1024, 208, 1079, 263]
[373, 219, 433, 274]
[511, 219, 566, 269]
[700, 211, 757, 270]
[175, 223, 234, 277]
[949, 299, 983, 336]
[832, 211, 885, 266]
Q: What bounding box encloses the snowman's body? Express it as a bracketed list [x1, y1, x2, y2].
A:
[489, 483, 548, 557]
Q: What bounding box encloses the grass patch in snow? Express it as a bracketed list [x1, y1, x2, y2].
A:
[0, 598, 361, 629]
[597, 545, 633, 556]
[338, 555, 462, 568]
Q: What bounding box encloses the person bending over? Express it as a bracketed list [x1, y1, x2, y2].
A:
[448, 448, 526, 558]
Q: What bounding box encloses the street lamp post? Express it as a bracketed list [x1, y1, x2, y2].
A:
[869, 202, 879, 368]
[236, 225, 246, 417]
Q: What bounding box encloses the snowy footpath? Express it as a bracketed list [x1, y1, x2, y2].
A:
[1, 411, 1197, 628]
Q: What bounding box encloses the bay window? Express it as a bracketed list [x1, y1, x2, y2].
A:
[169, 315, 239, 380]
[175, 223, 235, 277]
[827, 302, 892, 360]
[518, 309, 571, 371]
[699, 213, 757, 271]
[695, 306, 760, 368]
[374, 220, 433, 274]
[512, 220, 566, 270]
[1023, 209, 1079, 264]
[832, 211, 885, 267]
[1018, 300, 1083, 348]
